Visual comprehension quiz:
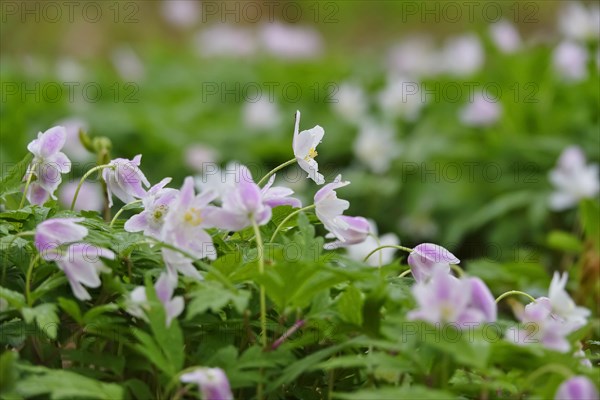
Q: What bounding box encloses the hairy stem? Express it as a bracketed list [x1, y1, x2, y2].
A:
[70, 164, 112, 211]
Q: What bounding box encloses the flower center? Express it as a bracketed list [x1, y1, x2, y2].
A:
[152, 205, 168, 222]
[440, 304, 454, 321]
[184, 207, 203, 226]
[304, 147, 318, 161]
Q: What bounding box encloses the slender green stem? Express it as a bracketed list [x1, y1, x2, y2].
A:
[525, 364, 572, 388]
[19, 166, 36, 209]
[109, 200, 142, 228]
[70, 164, 112, 211]
[363, 245, 413, 263]
[495, 290, 536, 304]
[270, 204, 316, 242]
[25, 253, 41, 306]
[256, 158, 297, 187]
[398, 269, 412, 278]
[251, 217, 267, 400]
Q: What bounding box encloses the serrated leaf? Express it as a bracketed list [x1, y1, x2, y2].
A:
[186, 282, 250, 318]
[0, 286, 26, 309]
[0, 153, 33, 200]
[22, 304, 59, 339]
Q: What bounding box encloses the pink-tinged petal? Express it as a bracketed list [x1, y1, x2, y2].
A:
[148, 177, 172, 196]
[254, 206, 272, 226]
[206, 208, 249, 231]
[155, 273, 175, 304]
[124, 212, 149, 233]
[555, 376, 599, 400]
[38, 126, 67, 157]
[180, 368, 234, 400]
[131, 154, 142, 166]
[178, 177, 196, 209]
[35, 218, 88, 253]
[238, 180, 262, 211]
[27, 132, 42, 156]
[314, 175, 349, 203]
[47, 152, 71, 174]
[165, 296, 184, 326]
[27, 182, 51, 206]
[522, 297, 552, 322]
[468, 277, 497, 322]
[409, 243, 459, 283]
[558, 146, 586, 170]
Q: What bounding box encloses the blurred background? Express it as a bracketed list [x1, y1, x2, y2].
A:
[1, 1, 599, 294]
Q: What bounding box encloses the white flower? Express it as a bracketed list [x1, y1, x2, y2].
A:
[353, 120, 400, 173]
[184, 144, 219, 172]
[111, 45, 145, 82]
[558, 2, 600, 41]
[489, 20, 521, 54]
[553, 41, 589, 82]
[243, 97, 281, 131]
[549, 146, 599, 210]
[378, 76, 424, 121]
[160, 0, 199, 28]
[259, 23, 323, 60]
[440, 34, 484, 76]
[314, 175, 350, 238]
[548, 272, 590, 330]
[386, 36, 439, 77]
[345, 220, 400, 267]
[459, 92, 502, 127]
[55, 118, 91, 162]
[331, 83, 368, 123]
[195, 25, 257, 58]
[293, 111, 325, 185]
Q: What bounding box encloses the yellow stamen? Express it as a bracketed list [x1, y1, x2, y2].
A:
[304, 147, 318, 161]
[183, 207, 203, 226]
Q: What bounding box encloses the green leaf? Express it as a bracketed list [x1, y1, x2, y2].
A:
[580, 199, 600, 247]
[0, 286, 26, 310]
[546, 230, 583, 253]
[57, 298, 83, 324]
[337, 285, 364, 326]
[334, 386, 454, 400]
[186, 282, 250, 318]
[0, 153, 33, 200]
[21, 303, 59, 340]
[15, 366, 123, 399]
[0, 351, 18, 394]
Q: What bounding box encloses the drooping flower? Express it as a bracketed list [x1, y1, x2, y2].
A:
[58, 181, 103, 212]
[25, 126, 72, 205]
[103, 155, 150, 207]
[467, 277, 497, 322]
[489, 20, 521, 54]
[506, 298, 573, 353]
[293, 111, 325, 185]
[314, 175, 350, 237]
[408, 266, 496, 327]
[161, 177, 218, 279]
[555, 376, 599, 400]
[124, 178, 179, 239]
[552, 41, 589, 82]
[408, 243, 460, 283]
[345, 220, 400, 267]
[459, 92, 502, 127]
[549, 146, 599, 210]
[180, 367, 233, 400]
[128, 272, 184, 327]
[353, 120, 400, 173]
[50, 243, 115, 301]
[324, 216, 370, 250]
[35, 218, 88, 255]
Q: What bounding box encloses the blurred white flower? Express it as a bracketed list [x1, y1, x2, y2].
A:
[111, 45, 145, 82]
[259, 23, 323, 60]
[161, 0, 200, 28]
[331, 83, 368, 124]
[243, 97, 281, 131]
[55, 57, 86, 82]
[440, 34, 484, 76]
[184, 144, 219, 172]
[387, 36, 439, 77]
[378, 76, 424, 121]
[548, 272, 590, 330]
[346, 220, 399, 267]
[548, 146, 599, 210]
[558, 2, 600, 41]
[459, 93, 502, 127]
[552, 41, 589, 82]
[489, 20, 521, 54]
[353, 120, 400, 174]
[195, 161, 242, 199]
[195, 25, 257, 57]
[399, 214, 439, 240]
[55, 118, 91, 162]
[59, 181, 104, 212]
